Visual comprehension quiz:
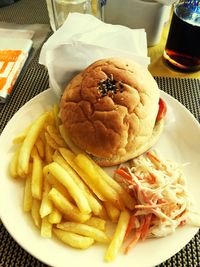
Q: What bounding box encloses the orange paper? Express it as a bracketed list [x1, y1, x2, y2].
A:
[0, 50, 27, 98]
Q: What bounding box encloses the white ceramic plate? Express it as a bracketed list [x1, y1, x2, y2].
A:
[0, 88, 199, 267]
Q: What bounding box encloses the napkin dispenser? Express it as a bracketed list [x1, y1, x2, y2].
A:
[103, 0, 171, 46]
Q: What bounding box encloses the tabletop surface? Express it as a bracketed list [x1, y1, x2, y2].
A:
[0, 1, 199, 267]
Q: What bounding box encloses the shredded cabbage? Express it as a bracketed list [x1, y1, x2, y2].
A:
[116, 151, 200, 239]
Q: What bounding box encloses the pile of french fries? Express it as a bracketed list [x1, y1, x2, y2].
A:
[9, 104, 135, 262]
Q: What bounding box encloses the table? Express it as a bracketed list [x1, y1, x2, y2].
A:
[0, 1, 200, 267]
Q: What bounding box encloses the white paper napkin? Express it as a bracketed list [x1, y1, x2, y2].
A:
[39, 13, 150, 97]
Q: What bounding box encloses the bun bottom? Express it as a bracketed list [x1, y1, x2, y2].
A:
[92, 120, 164, 167]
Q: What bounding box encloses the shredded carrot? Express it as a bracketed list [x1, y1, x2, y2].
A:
[179, 220, 186, 226]
[125, 218, 145, 254]
[125, 214, 153, 254]
[134, 203, 168, 209]
[175, 210, 187, 220]
[147, 172, 156, 184]
[157, 198, 168, 204]
[141, 190, 152, 205]
[115, 168, 133, 181]
[116, 167, 143, 181]
[125, 214, 136, 238]
[140, 214, 152, 240]
[124, 231, 141, 254]
[135, 174, 143, 180]
[146, 151, 160, 163]
[146, 151, 166, 170]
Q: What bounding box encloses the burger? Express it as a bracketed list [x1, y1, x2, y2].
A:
[60, 58, 167, 166]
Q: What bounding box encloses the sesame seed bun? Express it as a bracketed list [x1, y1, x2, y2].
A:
[60, 58, 164, 166]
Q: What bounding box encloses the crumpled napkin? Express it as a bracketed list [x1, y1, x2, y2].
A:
[39, 13, 150, 97]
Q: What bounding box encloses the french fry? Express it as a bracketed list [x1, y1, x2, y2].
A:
[75, 154, 120, 207]
[58, 131, 134, 209]
[48, 209, 62, 224]
[46, 172, 74, 203]
[9, 106, 138, 262]
[52, 153, 90, 196]
[12, 125, 31, 144]
[39, 129, 46, 143]
[44, 162, 91, 214]
[104, 210, 130, 262]
[52, 149, 61, 158]
[53, 103, 60, 127]
[31, 198, 41, 228]
[45, 110, 55, 127]
[39, 179, 53, 218]
[53, 228, 94, 249]
[104, 202, 120, 222]
[59, 148, 105, 201]
[23, 175, 32, 212]
[45, 140, 54, 164]
[9, 146, 21, 178]
[48, 188, 91, 223]
[87, 195, 107, 219]
[35, 137, 45, 159]
[31, 148, 43, 200]
[41, 216, 52, 238]
[18, 112, 49, 175]
[85, 217, 106, 231]
[46, 125, 66, 147]
[57, 222, 110, 243]
[87, 156, 135, 210]
[45, 132, 58, 150]
[95, 205, 108, 220]
[53, 152, 105, 216]
[59, 125, 84, 155]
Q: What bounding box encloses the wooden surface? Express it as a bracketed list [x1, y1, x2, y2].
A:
[148, 19, 200, 79]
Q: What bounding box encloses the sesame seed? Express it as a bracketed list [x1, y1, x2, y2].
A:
[97, 75, 124, 97]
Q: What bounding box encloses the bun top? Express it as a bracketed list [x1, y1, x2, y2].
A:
[60, 58, 160, 160]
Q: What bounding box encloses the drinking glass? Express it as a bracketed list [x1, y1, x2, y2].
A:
[46, 0, 102, 30]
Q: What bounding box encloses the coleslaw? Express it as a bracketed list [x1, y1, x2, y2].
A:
[114, 150, 200, 254]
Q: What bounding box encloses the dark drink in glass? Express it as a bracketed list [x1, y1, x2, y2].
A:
[163, 0, 200, 72]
